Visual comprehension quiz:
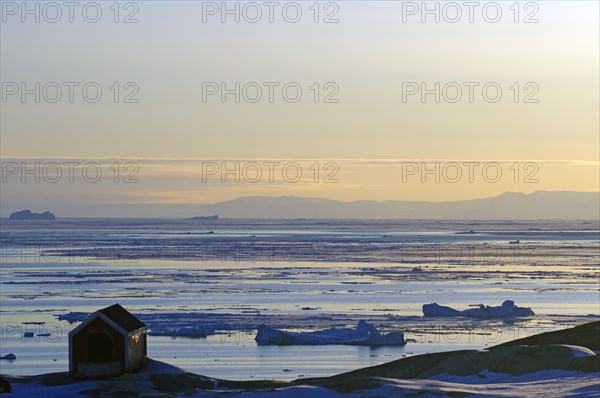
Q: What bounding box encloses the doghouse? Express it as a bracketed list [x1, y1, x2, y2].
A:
[68, 304, 148, 377]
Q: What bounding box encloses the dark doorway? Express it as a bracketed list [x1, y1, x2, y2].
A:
[87, 332, 112, 362]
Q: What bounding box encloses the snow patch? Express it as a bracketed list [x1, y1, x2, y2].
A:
[559, 345, 596, 358]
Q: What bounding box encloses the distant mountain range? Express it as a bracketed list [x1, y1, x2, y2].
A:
[193, 191, 599, 220]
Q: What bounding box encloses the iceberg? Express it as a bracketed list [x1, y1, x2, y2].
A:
[9, 210, 55, 221]
[255, 320, 406, 346]
[423, 300, 534, 318]
[150, 325, 211, 338]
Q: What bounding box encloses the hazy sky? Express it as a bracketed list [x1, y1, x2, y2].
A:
[1, 1, 598, 216]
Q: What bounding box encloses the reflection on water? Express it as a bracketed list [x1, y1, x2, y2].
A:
[0, 220, 598, 377]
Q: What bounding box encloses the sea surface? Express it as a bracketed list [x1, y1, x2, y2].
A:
[1, 219, 599, 380]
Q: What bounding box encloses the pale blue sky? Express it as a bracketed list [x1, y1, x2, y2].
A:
[1, 1, 598, 215]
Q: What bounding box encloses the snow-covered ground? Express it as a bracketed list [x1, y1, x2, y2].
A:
[10, 373, 599, 398]
[237, 372, 600, 398]
[6, 355, 599, 398]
